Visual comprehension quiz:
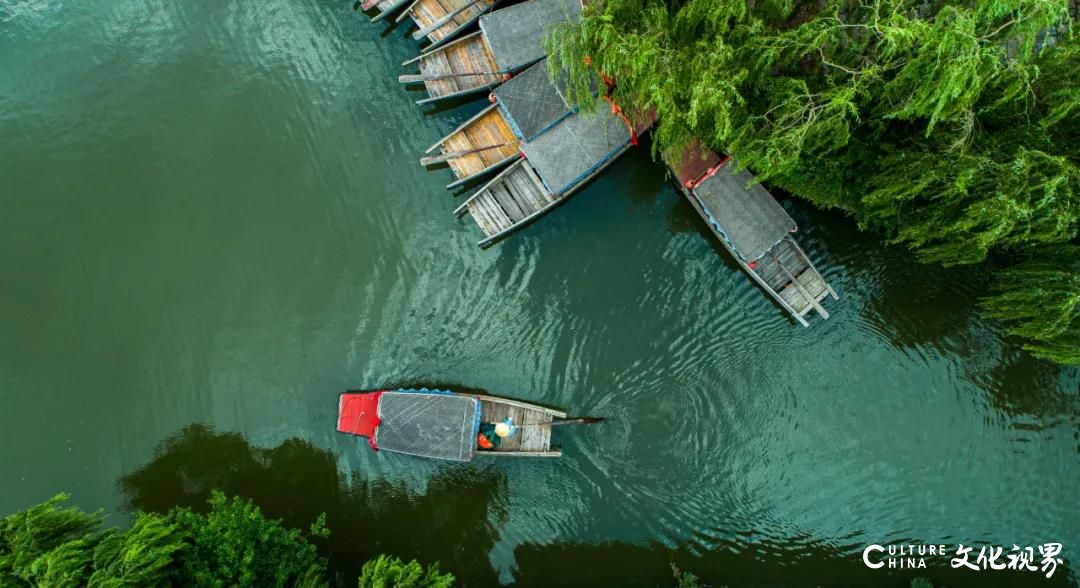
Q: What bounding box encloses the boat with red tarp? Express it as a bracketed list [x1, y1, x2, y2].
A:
[338, 388, 600, 461]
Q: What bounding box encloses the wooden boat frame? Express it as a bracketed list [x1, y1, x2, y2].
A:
[423, 102, 521, 189]
[400, 32, 508, 105]
[673, 173, 838, 327]
[395, 0, 502, 51]
[455, 141, 634, 248]
[458, 392, 566, 457]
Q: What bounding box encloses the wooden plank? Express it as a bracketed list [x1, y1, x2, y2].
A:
[455, 159, 528, 214]
[772, 248, 828, 319]
[412, 0, 481, 40]
[786, 236, 839, 301]
[519, 410, 551, 452]
[480, 400, 509, 423]
[479, 194, 514, 230]
[508, 167, 545, 212]
[471, 395, 566, 418]
[520, 158, 552, 203]
[406, 30, 483, 66]
[538, 415, 552, 452]
[466, 199, 498, 236]
[446, 156, 516, 190]
[490, 183, 526, 221]
[498, 406, 525, 451]
[425, 103, 501, 153]
[421, 50, 457, 97]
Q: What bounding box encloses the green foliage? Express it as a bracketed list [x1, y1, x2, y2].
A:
[86, 515, 185, 587]
[0, 494, 103, 586]
[865, 146, 1079, 264]
[358, 555, 453, 588]
[167, 491, 327, 588]
[0, 493, 454, 588]
[982, 245, 1080, 363]
[548, 0, 1080, 364]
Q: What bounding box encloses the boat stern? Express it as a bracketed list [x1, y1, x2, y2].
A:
[337, 391, 382, 439]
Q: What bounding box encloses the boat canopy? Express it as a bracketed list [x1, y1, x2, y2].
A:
[494, 60, 574, 142]
[521, 106, 631, 194]
[373, 390, 480, 462]
[480, 0, 581, 72]
[692, 161, 796, 262]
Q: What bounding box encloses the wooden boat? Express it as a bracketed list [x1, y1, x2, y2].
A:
[666, 142, 838, 326]
[422, 103, 522, 189]
[337, 388, 599, 461]
[399, 0, 581, 104]
[421, 59, 577, 188]
[454, 101, 652, 247]
[396, 0, 499, 50]
[400, 32, 506, 105]
[360, 0, 411, 23]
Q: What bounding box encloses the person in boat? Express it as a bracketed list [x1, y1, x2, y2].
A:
[477, 423, 500, 450]
[477, 420, 513, 450]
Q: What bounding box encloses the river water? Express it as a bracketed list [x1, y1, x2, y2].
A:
[1, 1, 1078, 586]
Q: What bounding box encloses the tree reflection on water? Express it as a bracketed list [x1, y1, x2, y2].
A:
[120, 424, 505, 585]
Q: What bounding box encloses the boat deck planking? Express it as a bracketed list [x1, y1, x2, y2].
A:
[479, 399, 556, 454]
[754, 236, 834, 320]
[407, 0, 496, 48]
[409, 32, 503, 103]
[433, 104, 520, 182]
[455, 158, 558, 245]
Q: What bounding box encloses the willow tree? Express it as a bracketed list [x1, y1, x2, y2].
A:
[982, 245, 1080, 364]
[0, 493, 453, 588]
[547, 0, 1080, 364]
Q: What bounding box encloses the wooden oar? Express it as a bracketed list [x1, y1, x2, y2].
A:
[420, 143, 516, 166]
[398, 71, 503, 84]
[411, 0, 482, 40]
[507, 417, 605, 429]
[551, 417, 604, 426]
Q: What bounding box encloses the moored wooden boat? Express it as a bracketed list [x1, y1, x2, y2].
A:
[454, 101, 652, 247]
[400, 32, 507, 105]
[337, 388, 598, 461]
[396, 0, 499, 50]
[420, 59, 577, 188]
[422, 103, 522, 189]
[666, 141, 838, 326]
[399, 0, 582, 104]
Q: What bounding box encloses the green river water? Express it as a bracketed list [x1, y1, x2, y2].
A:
[1, 1, 1078, 586]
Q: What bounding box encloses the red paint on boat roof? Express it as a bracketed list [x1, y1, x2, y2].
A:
[671, 140, 725, 188]
[337, 392, 382, 439]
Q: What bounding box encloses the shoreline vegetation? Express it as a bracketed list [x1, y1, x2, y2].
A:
[545, 0, 1080, 365]
[0, 492, 453, 588]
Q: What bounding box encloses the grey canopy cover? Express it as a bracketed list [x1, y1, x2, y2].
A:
[481, 0, 581, 72]
[522, 107, 630, 194]
[692, 162, 796, 262]
[494, 59, 577, 141]
[374, 392, 479, 461]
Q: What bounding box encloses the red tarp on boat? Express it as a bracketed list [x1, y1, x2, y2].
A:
[337, 392, 382, 439]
